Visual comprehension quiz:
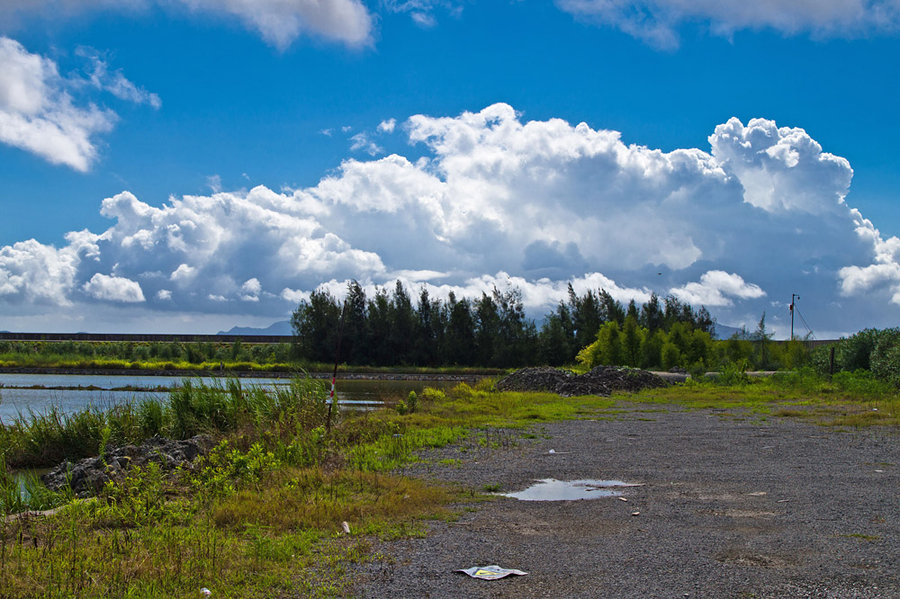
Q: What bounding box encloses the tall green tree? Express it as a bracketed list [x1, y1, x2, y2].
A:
[291, 289, 341, 362]
[343, 281, 368, 364]
[388, 280, 417, 364]
[539, 302, 576, 366]
[568, 285, 603, 351]
[445, 293, 476, 366]
[366, 287, 393, 366]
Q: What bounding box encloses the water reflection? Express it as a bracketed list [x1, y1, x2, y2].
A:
[0, 374, 458, 421]
[501, 478, 640, 501]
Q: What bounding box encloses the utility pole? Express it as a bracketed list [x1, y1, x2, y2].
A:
[790, 293, 799, 340]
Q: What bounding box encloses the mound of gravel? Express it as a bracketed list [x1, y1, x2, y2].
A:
[42, 434, 215, 497]
[496, 366, 668, 397]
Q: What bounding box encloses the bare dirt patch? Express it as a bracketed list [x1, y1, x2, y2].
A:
[350, 406, 899, 598]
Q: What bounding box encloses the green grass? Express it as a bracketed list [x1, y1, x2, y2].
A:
[1, 368, 897, 597]
[626, 368, 899, 427]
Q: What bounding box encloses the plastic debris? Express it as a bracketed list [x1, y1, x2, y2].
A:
[200, 588, 211, 597]
[456, 565, 528, 580]
[618, 497, 628, 502]
[342, 521, 351, 534]
[631, 511, 640, 516]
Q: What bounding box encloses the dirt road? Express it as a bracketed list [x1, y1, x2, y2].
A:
[351, 406, 899, 598]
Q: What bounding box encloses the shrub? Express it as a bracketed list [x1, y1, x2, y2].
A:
[871, 329, 900, 387]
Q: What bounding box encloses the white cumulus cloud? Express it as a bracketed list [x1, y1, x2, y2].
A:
[0, 37, 161, 171]
[83, 273, 146, 303]
[0, 37, 116, 171]
[0, 103, 895, 336]
[670, 271, 765, 307]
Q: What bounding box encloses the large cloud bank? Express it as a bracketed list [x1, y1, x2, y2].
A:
[1, 103, 897, 335]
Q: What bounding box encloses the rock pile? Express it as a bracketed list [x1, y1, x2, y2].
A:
[496, 366, 669, 397]
[42, 435, 215, 497]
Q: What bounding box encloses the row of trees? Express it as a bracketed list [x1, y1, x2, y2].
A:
[0, 340, 292, 365]
[290, 281, 716, 368]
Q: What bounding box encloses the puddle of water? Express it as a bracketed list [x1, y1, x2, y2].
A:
[501, 478, 640, 501]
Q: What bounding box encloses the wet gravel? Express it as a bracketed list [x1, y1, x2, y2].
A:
[349, 405, 899, 598]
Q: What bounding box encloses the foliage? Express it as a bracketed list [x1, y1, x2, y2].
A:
[292, 280, 717, 368]
[811, 327, 900, 387]
[0, 339, 295, 369]
[1, 366, 897, 596]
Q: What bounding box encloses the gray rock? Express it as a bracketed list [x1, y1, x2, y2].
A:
[42, 434, 215, 497]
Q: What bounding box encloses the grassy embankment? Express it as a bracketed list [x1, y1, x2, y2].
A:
[0, 340, 501, 375]
[0, 369, 896, 598]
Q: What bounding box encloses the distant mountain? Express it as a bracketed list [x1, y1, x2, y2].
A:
[712, 323, 745, 340]
[218, 320, 292, 336]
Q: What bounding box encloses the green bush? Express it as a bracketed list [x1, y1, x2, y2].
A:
[871, 329, 900, 387]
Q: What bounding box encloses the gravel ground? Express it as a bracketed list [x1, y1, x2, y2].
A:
[349, 405, 899, 598]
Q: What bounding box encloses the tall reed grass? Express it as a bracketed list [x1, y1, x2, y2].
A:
[1, 376, 330, 470]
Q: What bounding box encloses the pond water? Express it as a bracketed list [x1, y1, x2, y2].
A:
[0, 373, 459, 422]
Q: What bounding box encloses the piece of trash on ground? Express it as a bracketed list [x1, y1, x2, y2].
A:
[341, 521, 351, 534]
[618, 497, 628, 502]
[456, 565, 528, 580]
[631, 511, 640, 516]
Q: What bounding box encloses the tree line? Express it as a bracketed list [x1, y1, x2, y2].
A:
[290, 280, 716, 368]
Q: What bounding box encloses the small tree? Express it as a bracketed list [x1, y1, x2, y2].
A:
[752, 312, 772, 369]
[622, 314, 643, 367]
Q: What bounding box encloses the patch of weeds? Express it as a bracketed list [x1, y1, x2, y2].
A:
[482, 483, 502, 493]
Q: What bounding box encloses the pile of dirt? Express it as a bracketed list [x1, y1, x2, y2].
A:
[42, 434, 215, 497]
[496, 366, 669, 397]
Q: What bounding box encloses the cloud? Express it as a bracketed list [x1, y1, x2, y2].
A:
[377, 118, 397, 134]
[556, 0, 900, 48]
[76, 47, 162, 109]
[709, 117, 852, 214]
[838, 210, 900, 303]
[670, 271, 765, 306]
[0, 0, 373, 49]
[178, 0, 372, 49]
[311, 271, 652, 314]
[240, 277, 262, 302]
[0, 103, 895, 336]
[382, 1, 465, 27]
[349, 132, 383, 156]
[83, 273, 146, 302]
[0, 37, 116, 171]
[0, 37, 161, 171]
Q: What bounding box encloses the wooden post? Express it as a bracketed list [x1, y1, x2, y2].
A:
[326, 301, 347, 433]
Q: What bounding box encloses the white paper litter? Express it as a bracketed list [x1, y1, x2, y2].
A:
[456, 565, 528, 580]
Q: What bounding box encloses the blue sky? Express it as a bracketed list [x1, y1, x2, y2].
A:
[1, 0, 900, 337]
